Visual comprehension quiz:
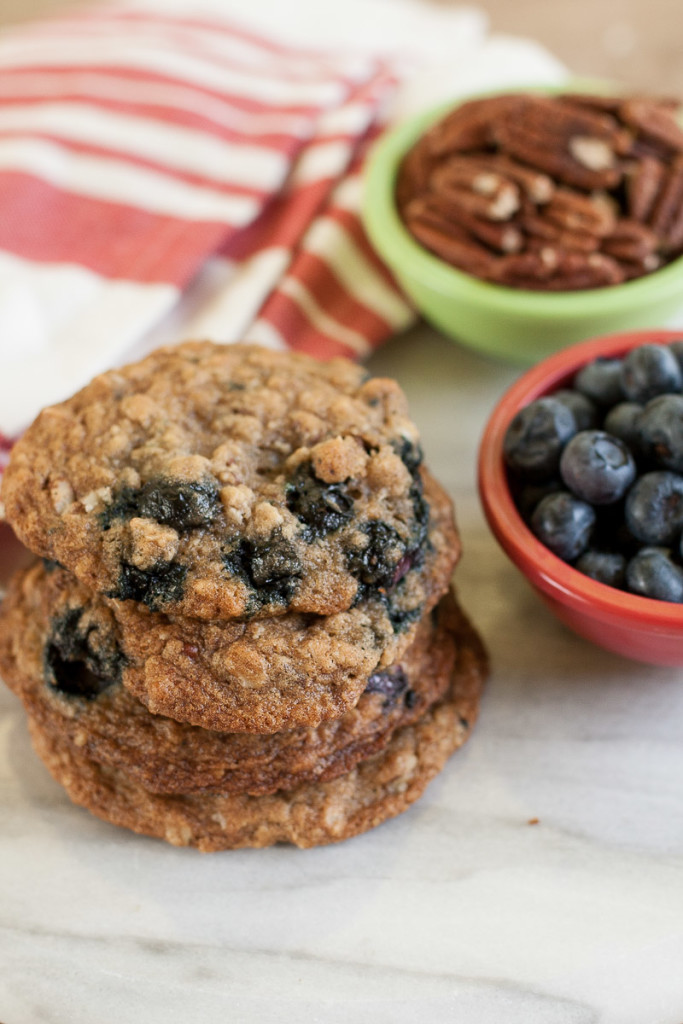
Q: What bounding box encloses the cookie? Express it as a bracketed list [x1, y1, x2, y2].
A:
[2, 342, 438, 621]
[0, 465, 456, 734]
[1, 563, 462, 795]
[24, 609, 486, 850]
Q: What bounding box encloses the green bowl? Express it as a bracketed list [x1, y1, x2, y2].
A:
[362, 87, 683, 365]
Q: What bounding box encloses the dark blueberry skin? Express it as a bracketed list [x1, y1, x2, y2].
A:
[503, 398, 577, 481]
[559, 430, 636, 505]
[574, 549, 627, 588]
[624, 471, 683, 545]
[223, 532, 302, 609]
[669, 339, 683, 372]
[620, 344, 682, 403]
[637, 394, 683, 472]
[364, 666, 409, 704]
[103, 479, 219, 531]
[113, 561, 187, 610]
[530, 491, 596, 561]
[552, 389, 599, 431]
[574, 357, 624, 407]
[347, 521, 406, 591]
[513, 478, 563, 522]
[626, 547, 683, 602]
[603, 403, 643, 453]
[44, 608, 123, 700]
[286, 462, 354, 538]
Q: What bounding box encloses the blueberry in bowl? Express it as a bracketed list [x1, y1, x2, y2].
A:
[479, 329, 683, 665]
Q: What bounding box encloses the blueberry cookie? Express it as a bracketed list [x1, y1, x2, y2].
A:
[24, 609, 486, 850]
[2, 343, 437, 621]
[1, 466, 456, 733]
[0, 561, 463, 795]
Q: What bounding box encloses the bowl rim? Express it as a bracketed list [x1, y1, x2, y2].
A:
[363, 84, 683, 313]
[478, 328, 683, 629]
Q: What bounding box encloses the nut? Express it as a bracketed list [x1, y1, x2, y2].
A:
[398, 89, 683, 291]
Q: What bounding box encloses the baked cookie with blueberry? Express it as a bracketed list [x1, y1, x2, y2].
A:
[2, 342, 439, 622]
[0, 465, 456, 734]
[0, 560, 465, 797]
[23, 606, 486, 850]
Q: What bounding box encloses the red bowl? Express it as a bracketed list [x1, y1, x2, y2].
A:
[478, 328, 683, 666]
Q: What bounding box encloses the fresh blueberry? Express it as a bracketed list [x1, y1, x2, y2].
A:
[574, 549, 627, 588]
[603, 402, 643, 453]
[636, 394, 683, 472]
[624, 470, 683, 545]
[559, 430, 636, 505]
[552, 389, 599, 431]
[620, 344, 682, 403]
[626, 547, 683, 602]
[668, 339, 683, 373]
[574, 357, 624, 406]
[513, 478, 564, 522]
[503, 398, 577, 481]
[530, 491, 596, 561]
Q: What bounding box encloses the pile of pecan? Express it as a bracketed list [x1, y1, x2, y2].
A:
[396, 92, 683, 290]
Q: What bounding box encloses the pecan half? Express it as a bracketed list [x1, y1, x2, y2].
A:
[649, 155, 683, 241]
[620, 99, 683, 154]
[492, 97, 622, 191]
[601, 219, 659, 262]
[408, 196, 522, 253]
[625, 156, 665, 222]
[404, 215, 499, 278]
[426, 95, 524, 157]
[543, 188, 616, 236]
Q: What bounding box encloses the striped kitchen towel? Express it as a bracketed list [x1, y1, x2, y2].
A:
[0, 0, 565, 462]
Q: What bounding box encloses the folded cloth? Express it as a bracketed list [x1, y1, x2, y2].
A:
[0, 0, 566, 464]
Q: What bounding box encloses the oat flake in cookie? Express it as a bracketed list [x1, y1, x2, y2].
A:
[2, 342, 434, 621]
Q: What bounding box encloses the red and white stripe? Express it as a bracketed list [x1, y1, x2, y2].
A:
[0, 1, 414, 454]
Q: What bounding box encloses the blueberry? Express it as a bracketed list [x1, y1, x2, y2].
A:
[603, 402, 643, 452]
[574, 357, 624, 406]
[559, 430, 636, 505]
[347, 521, 406, 590]
[636, 394, 683, 472]
[113, 561, 187, 610]
[365, 666, 409, 704]
[103, 478, 219, 531]
[530, 491, 596, 561]
[393, 438, 424, 474]
[503, 398, 577, 481]
[135, 479, 219, 530]
[44, 608, 123, 700]
[620, 344, 682, 403]
[626, 547, 683, 602]
[552, 389, 599, 431]
[668, 339, 683, 372]
[513, 478, 563, 522]
[385, 602, 422, 634]
[574, 549, 627, 588]
[223, 532, 302, 609]
[286, 462, 354, 537]
[624, 471, 683, 545]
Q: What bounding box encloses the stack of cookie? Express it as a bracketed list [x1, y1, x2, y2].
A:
[0, 343, 486, 850]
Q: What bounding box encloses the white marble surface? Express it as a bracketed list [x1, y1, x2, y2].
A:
[3, 326, 683, 1024]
